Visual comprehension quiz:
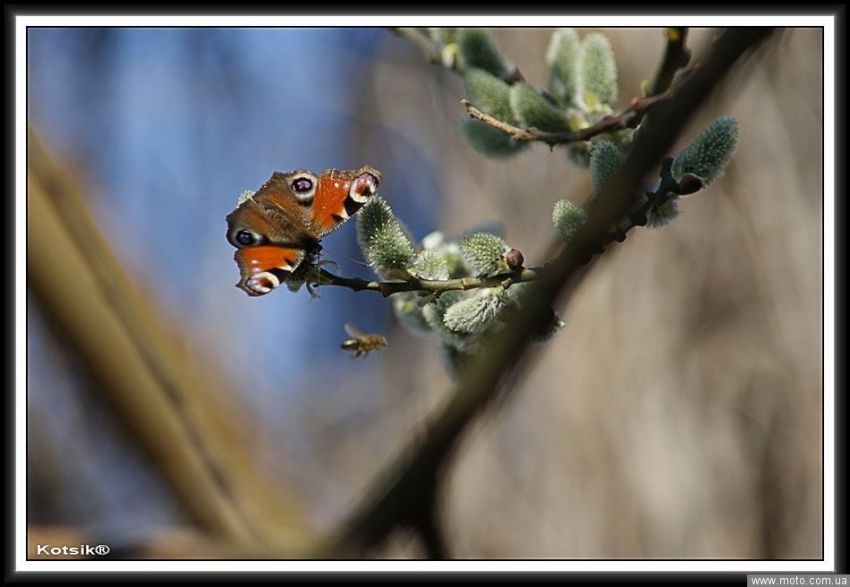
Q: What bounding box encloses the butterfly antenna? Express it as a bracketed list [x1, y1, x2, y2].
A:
[344, 256, 371, 269]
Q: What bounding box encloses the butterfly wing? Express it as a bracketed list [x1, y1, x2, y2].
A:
[226, 165, 382, 297]
[309, 166, 382, 238]
[233, 246, 305, 297]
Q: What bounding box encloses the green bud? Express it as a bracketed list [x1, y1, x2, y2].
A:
[463, 68, 528, 158]
[461, 119, 529, 158]
[465, 68, 514, 121]
[672, 116, 740, 185]
[552, 199, 588, 243]
[443, 288, 506, 335]
[356, 197, 415, 276]
[590, 140, 623, 192]
[509, 83, 570, 132]
[413, 249, 450, 281]
[546, 28, 581, 106]
[457, 28, 508, 77]
[579, 33, 618, 107]
[460, 232, 509, 275]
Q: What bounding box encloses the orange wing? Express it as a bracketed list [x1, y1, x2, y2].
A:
[233, 246, 305, 297]
[310, 166, 382, 237]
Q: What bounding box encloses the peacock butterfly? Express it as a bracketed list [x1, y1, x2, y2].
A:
[226, 165, 381, 296]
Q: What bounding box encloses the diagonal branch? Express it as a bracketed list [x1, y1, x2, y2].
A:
[323, 27, 774, 558]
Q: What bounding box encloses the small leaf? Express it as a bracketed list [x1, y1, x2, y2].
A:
[509, 83, 570, 132]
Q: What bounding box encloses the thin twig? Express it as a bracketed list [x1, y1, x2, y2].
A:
[388, 26, 523, 83]
[388, 27, 452, 70]
[461, 92, 671, 147]
[314, 267, 542, 297]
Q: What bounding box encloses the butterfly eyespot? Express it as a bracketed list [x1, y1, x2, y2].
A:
[288, 172, 317, 204]
[229, 228, 264, 248]
[348, 172, 380, 203]
[292, 178, 313, 193]
[237, 230, 255, 245]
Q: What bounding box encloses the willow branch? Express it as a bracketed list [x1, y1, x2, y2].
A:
[461, 92, 670, 147]
[314, 267, 541, 297]
[324, 27, 774, 558]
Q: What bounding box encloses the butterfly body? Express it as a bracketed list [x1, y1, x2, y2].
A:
[226, 166, 381, 296]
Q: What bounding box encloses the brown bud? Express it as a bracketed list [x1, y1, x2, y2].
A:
[505, 248, 524, 271]
[676, 173, 704, 195]
[503, 67, 526, 84]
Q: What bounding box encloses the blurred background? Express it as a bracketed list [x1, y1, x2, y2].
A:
[26, 27, 823, 559]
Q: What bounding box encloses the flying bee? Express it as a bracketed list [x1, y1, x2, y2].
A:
[340, 324, 388, 358]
